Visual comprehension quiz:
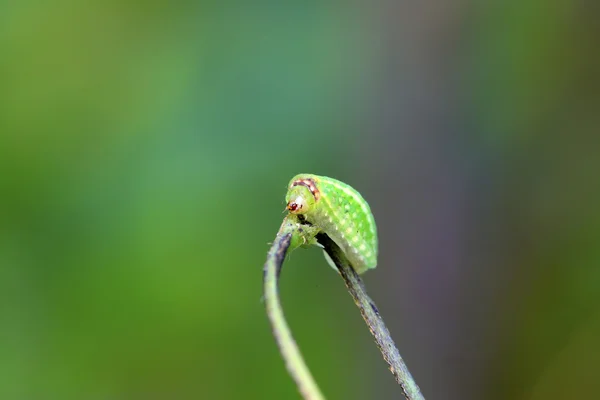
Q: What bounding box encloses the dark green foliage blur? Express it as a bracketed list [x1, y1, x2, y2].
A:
[1, 1, 598, 399]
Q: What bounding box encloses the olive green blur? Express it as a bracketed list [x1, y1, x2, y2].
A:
[1, 1, 599, 399]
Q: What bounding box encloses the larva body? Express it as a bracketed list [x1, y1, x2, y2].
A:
[285, 174, 378, 274]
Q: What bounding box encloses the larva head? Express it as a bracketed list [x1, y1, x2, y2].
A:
[285, 175, 320, 215]
[285, 185, 316, 214]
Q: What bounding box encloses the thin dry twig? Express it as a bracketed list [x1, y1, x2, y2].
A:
[263, 223, 424, 400]
[317, 233, 425, 400]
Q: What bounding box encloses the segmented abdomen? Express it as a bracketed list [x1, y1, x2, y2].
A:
[310, 176, 377, 274]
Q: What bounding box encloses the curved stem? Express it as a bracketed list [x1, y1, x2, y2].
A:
[263, 217, 424, 400]
[263, 230, 325, 400]
[317, 233, 425, 400]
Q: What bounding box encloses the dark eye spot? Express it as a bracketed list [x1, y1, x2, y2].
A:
[288, 202, 299, 211]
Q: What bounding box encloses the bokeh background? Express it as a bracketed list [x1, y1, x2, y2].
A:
[1, 1, 599, 399]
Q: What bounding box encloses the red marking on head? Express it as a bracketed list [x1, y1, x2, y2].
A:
[288, 202, 299, 212]
[291, 178, 320, 201]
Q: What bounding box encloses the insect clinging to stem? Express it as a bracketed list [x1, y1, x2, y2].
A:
[284, 173, 378, 274]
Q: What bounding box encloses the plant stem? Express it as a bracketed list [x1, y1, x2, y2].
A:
[317, 233, 425, 400]
[263, 218, 424, 400]
[263, 229, 325, 400]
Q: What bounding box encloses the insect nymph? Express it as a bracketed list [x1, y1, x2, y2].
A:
[285, 174, 378, 274]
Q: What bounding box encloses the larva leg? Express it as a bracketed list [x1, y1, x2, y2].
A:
[297, 224, 320, 248]
[281, 214, 321, 252]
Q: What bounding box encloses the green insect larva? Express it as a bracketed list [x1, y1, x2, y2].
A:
[285, 173, 378, 274]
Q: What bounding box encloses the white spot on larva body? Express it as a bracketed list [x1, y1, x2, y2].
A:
[345, 227, 353, 234]
[329, 217, 333, 223]
[345, 204, 350, 210]
[352, 236, 360, 244]
[353, 248, 359, 254]
[359, 243, 366, 251]
[365, 251, 372, 258]
[352, 212, 357, 218]
[321, 178, 373, 224]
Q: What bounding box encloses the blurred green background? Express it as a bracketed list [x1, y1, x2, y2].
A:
[1, 1, 599, 399]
